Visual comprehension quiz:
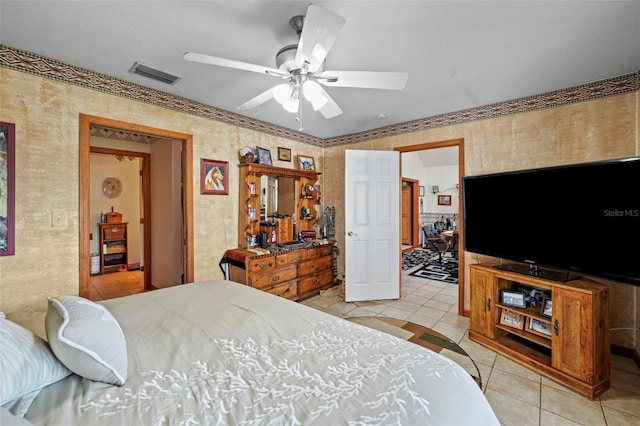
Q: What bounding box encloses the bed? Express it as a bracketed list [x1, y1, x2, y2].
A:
[2, 280, 498, 425]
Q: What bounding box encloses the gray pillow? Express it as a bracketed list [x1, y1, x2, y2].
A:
[0, 313, 71, 418]
[45, 296, 128, 386]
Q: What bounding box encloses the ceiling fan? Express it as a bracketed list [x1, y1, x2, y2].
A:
[184, 5, 408, 130]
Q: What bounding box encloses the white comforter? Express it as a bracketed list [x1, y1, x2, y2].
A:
[26, 281, 498, 425]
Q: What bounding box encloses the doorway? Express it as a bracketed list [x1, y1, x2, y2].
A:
[395, 138, 465, 316]
[401, 178, 419, 249]
[79, 114, 194, 298]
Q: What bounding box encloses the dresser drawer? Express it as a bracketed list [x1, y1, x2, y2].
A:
[248, 256, 276, 273]
[276, 250, 307, 266]
[251, 265, 297, 289]
[316, 245, 333, 258]
[298, 270, 334, 294]
[267, 282, 298, 298]
[298, 256, 332, 277]
[306, 247, 318, 259]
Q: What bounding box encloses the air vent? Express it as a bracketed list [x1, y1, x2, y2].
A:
[128, 62, 181, 85]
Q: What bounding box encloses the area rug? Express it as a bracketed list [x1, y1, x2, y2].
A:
[402, 248, 436, 270]
[409, 256, 458, 284]
[346, 316, 481, 387]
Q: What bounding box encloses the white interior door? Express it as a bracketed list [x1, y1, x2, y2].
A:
[345, 149, 400, 301]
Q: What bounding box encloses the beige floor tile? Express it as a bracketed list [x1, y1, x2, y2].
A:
[541, 385, 606, 425]
[432, 293, 458, 305]
[609, 366, 640, 395]
[387, 299, 422, 313]
[484, 388, 539, 426]
[487, 368, 540, 406]
[399, 293, 430, 306]
[412, 305, 447, 321]
[378, 306, 412, 320]
[602, 405, 640, 425]
[432, 320, 467, 343]
[405, 312, 439, 329]
[423, 298, 453, 312]
[324, 302, 357, 316]
[493, 355, 541, 382]
[600, 386, 640, 418]
[540, 409, 582, 425]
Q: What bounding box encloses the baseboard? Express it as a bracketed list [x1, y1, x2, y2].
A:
[611, 344, 640, 369]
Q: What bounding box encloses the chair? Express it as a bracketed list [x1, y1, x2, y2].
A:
[421, 223, 450, 263]
[449, 230, 459, 260]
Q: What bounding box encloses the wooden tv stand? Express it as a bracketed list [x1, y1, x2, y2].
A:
[469, 263, 610, 399]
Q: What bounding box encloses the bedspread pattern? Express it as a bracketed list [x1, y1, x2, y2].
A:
[26, 281, 498, 425]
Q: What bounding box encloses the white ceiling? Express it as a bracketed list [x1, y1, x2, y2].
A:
[1, 1, 639, 140]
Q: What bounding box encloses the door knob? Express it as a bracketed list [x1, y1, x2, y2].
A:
[347, 231, 358, 236]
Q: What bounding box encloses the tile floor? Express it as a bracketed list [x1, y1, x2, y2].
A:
[89, 270, 146, 301]
[300, 267, 640, 426]
[93, 267, 640, 425]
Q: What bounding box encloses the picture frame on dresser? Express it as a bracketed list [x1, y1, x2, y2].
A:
[527, 318, 552, 337]
[297, 155, 315, 171]
[0, 122, 15, 256]
[200, 159, 229, 195]
[540, 297, 552, 318]
[500, 289, 527, 308]
[256, 146, 273, 165]
[499, 309, 524, 330]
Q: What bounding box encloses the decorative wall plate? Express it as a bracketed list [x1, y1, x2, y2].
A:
[102, 177, 122, 198]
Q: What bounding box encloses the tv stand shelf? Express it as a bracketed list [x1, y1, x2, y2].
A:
[469, 263, 610, 400]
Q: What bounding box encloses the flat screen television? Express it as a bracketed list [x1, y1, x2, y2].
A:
[462, 156, 640, 286]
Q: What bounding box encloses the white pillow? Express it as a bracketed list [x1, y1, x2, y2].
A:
[45, 297, 128, 386]
[0, 312, 71, 418]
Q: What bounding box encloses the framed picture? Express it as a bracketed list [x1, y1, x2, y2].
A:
[540, 297, 552, 318]
[277, 147, 292, 162]
[256, 146, 273, 165]
[500, 309, 524, 330]
[0, 122, 16, 256]
[437, 194, 452, 205]
[419, 185, 425, 197]
[200, 159, 229, 195]
[297, 155, 315, 171]
[527, 318, 552, 337]
[500, 289, 527, 308]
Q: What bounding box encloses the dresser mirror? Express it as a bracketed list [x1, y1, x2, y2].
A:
[260, 175, 296, 220]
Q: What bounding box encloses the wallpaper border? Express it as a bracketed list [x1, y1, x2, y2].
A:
[1, 44, 638, 147]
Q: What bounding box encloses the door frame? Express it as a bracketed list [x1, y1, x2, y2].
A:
[79, 114, 194, 297]
[90, 146, 150, 286]
[395, 138, 466, 316]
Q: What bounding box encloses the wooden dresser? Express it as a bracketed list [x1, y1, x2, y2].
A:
[220, 243, 336, 300]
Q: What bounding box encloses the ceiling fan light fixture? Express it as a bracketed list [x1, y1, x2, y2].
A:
[302, 80, 327, 110]
[282, 98, 299, 113]
[273, 83, 292, 104]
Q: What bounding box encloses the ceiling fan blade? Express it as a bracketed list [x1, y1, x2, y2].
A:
[295, 5, 345, 73]
[317, 87, 342, 119]
[318, 70, 409, 90]
[184, 52, 288, 77]
[237, 87, 276, 111]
